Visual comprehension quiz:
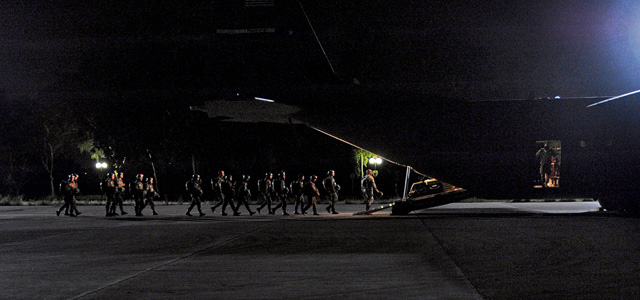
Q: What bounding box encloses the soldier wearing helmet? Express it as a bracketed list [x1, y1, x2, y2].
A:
[271, 171, 290, 216]
[133, 173, 145, 216]
[111, 172, 128, 215]
[256, 172, 274, 214]
[235, 175, 256, 216]
[219, 175, 238, 216]
[322, 170, 340, 214]
[210, 170, 225, 213]
[186, 174, 206, 216]
[56, 174, 81, 217]
[290, 174, 306, 214]
[301, 175, 320, 215]
[141, 177, 159, 215]
[102, 172, 117, 216]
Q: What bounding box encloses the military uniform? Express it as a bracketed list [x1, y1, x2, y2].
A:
[102, 173, 116, 216]
[235, 175, 256, 216]
[133, 174, 145, 216]
[256, 173, 274, 214]
[301, 175, 320, 215]
[186, 175, 206, 216]
[141, 178, 159, 215]
[56, 174, 80, 217]
[290, 175, 305, 214]
[362, 170, 380, 211]
[210, 171, 225, 212]
[220, 175, 237, 216]
[271, 172, 290, 215]
[322, 170, 340, 214]
[112, 173, 128, 215]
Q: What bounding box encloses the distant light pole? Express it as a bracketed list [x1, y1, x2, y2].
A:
[369, 157, 382, 176]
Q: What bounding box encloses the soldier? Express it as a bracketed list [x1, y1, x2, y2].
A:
[290, 174, 305, 214]
[301, 175, 320, 215]
[256, 173, 274, 214]
[56, 174, 74, 216]
[235, 175, 256, 216]
[186, 174, 206, 216]
[141, 177, 159, 215]
[111, 172, 128, 215]
[210, 170, 225, 213]
[220, 175, 237, 216]
[271, 171, 290, 215]
[133, 173, 145, 216]
[57, 173, 81, 217]
[101, 173, 117, 216]
[322, 170, 340, 214]
[362, 169, 382, 211]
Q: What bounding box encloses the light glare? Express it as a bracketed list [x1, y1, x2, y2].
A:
[254, 97, 275, 103]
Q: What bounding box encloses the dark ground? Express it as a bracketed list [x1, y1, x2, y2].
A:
[1, 202, 639, 300]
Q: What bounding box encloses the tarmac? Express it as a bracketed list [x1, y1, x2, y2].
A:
[2, 202, 640, 300]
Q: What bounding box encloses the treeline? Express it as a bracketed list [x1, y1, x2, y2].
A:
[0, 90, 392, 200]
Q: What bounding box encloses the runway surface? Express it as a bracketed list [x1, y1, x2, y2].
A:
[2, 202, 639, 300]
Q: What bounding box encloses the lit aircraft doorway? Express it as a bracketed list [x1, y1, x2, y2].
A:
[535, 140, 561, 188]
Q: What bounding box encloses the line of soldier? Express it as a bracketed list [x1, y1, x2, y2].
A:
[185, 170, 341, 216]
[56, 168, 381, 217]
[100, 172, 160, 217]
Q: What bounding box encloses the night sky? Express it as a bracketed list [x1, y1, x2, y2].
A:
[2, 1, 640, 198]
[1, 0, 639, 100]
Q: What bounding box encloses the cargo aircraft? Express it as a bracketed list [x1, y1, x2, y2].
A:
[192, 1, 640, 214]
[191, 87, 640, 215]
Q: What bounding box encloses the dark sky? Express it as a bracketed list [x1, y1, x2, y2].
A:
[1, 0, 639, 101]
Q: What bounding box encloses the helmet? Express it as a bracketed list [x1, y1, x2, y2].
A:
[265, 172, 273, 178]
[297, 173, 304, 180]
[278, 171, 285, 178]
[136, 173, 144, 180]
[146, 177, 153, 182]
[192, 174, 200, 180]
[310, 175, 317, 180]
[242, 175, 250, 181]
[327, 170, 335, 175]
[218, 170, 225, 176]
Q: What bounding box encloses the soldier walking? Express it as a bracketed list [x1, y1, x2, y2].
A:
[322, 170, 340, 214]
[235, 175, 256, 216]
[271, 171, 290, 215]
[256, 173, 274, 214]
[301, 175, 320, 215]
[133, 174, 145, 216]
[290, 174, 305, 214]
[141, 177, 159, 215]
[111, 172, 128, 215]
[101, 173, 117, 216]
[56, 174, 81, 217]
[210, 171, 225, 213]
[186, 174, 206, 216]
[220, 175, 237, 216]
[362, 169, 382, 211]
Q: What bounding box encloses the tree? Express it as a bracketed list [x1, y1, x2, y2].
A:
[28, 98, 81, 199]
[354, 149, 376, 179]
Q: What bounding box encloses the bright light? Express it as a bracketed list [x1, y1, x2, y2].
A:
[369, 157, 383, 164]
[95, 162, 108, 169]
[254, 97, 275, 103]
